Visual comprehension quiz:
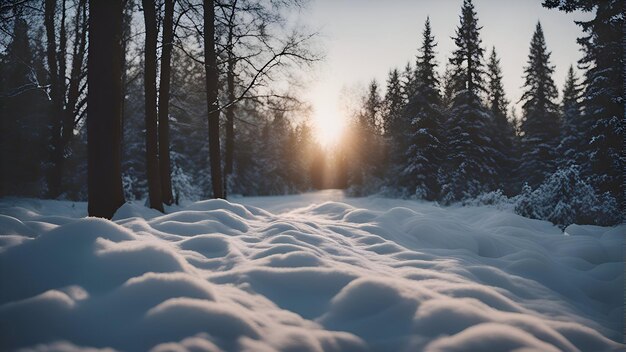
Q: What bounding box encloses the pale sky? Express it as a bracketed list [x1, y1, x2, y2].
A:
[293, 0, 593, 146]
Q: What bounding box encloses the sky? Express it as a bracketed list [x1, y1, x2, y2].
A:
[293, 0, 593, 146]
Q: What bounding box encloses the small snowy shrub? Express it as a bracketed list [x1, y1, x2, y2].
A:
[514, 165, 621, 228]
[171, 162, 202, 203]
[463, 189, 512, 209]
[122, 172, 138, 201]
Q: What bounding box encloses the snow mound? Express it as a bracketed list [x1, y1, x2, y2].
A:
[0, 194, 623, 351]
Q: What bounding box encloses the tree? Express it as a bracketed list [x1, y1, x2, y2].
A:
[362, 79, 383, 133]
[440, 0, 497, 202]
[382, 68, 403, 138]
[87, 0, 125, 218]
[158, 0, 175, 205]
[44, 0, 89, 198]
[399, 17, 444, 200]
[401, 62, 415, 103]
[486, 46, 516, 193]
[543, 0, 623, 207]
[358, 80, 385, 182]
[518, 22, 560, 188]
[0, 8, 49, 197]
[142, 0, 164, 211]
[204, 0, 224, 199]
[556, 65, 584, 167]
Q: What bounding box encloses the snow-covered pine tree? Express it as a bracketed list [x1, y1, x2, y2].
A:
[544, 0, 623, 209]
[362, 80, 383, 133]
[440, 0, 498, 202]
[401, 62, 416, 104]
[357, 80, 385, 185]
[518, 22, 560, 188]
[399, 17, 444, 200]
[486, 47, 517, 194]
[382, 68, 407, 189]
[556, 65, 584, 167]
[440, 62, 455, 111]
[382, 68, 404, 138]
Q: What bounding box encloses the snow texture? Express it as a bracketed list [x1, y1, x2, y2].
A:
[0, 190, 623, 351]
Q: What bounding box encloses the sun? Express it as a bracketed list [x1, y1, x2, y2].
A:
[313, 106, 346, 147]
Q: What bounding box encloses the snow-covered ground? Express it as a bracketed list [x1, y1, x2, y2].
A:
[0, 190, 623, 351]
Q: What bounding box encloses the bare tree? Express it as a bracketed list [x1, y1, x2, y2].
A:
[142, 0, 164, 211]
[158, 0, 175, 205]
[44, 0, 88, 198]
[166, 0, 319, 198]
[204, 0, 224, 198]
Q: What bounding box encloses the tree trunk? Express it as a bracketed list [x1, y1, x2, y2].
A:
[143, 0, 164, 211]
[45, 0, 86, 198]
[204, 0, 224, 199]
[223, 68, 234, 199]
[158, 0, 175, 205]
[87, 0, 125, 219]
[44, 0, 64, 198]
[223, 1, 237, 199]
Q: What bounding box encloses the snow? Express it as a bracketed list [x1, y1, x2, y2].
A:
[0, 190, 623, 351]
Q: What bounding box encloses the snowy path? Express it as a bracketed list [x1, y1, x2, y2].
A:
[0, 193, 623, 351]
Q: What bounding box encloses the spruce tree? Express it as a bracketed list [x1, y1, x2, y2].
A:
[400, 17, 444, 200]
[486, 47, 516, 194]
[556, 65, 584, 167]
[518, 22, 560, 188]
[382, 68, 404, 137]
[440, 62, 455, 110]
[359, 80, 385, 181]
[401, 62, 415, 103]
[440, 0, 497, 202]
[544, 0, 623, 207]
[362, 80, 383, 133]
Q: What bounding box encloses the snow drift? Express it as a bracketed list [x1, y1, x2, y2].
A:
[0, 191, 623, 351]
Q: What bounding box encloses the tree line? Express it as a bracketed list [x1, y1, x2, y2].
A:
[337, 0, 622, 227]
[0, 0, 323, 218]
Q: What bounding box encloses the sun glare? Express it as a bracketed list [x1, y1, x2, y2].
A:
[310, 86, 347, 147]
[313, 107, 345, 147]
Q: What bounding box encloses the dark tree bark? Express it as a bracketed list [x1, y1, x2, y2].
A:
[204, 0, 224, 199]
[45, 0, 88, 198]
[44, 0, 63, 197]
[142, 0, 164, 211]
[87, 0, 125, 219]
[223, 0, 237, 199]
[158, 0, 175, 205]
[223, 62, 235, 198]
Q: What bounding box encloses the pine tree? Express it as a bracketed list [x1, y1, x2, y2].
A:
[486, 47, 508, 120]
[544, 0, 623, 208]
[440, 62, 455, 110]
[440, 0, 497, 202]
[401, 62, 415, 103]
[556, 65, 584, 167]
[362, 80, 383, 133]
[399, 17, 444, 200]
[486, 46, 516, 194]
[518, 22, 560, 188]
[382, 68, 404, 137]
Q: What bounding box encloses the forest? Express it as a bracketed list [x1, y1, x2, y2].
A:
[0, 1, 624, 351]
[0, 0, 623, 227]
